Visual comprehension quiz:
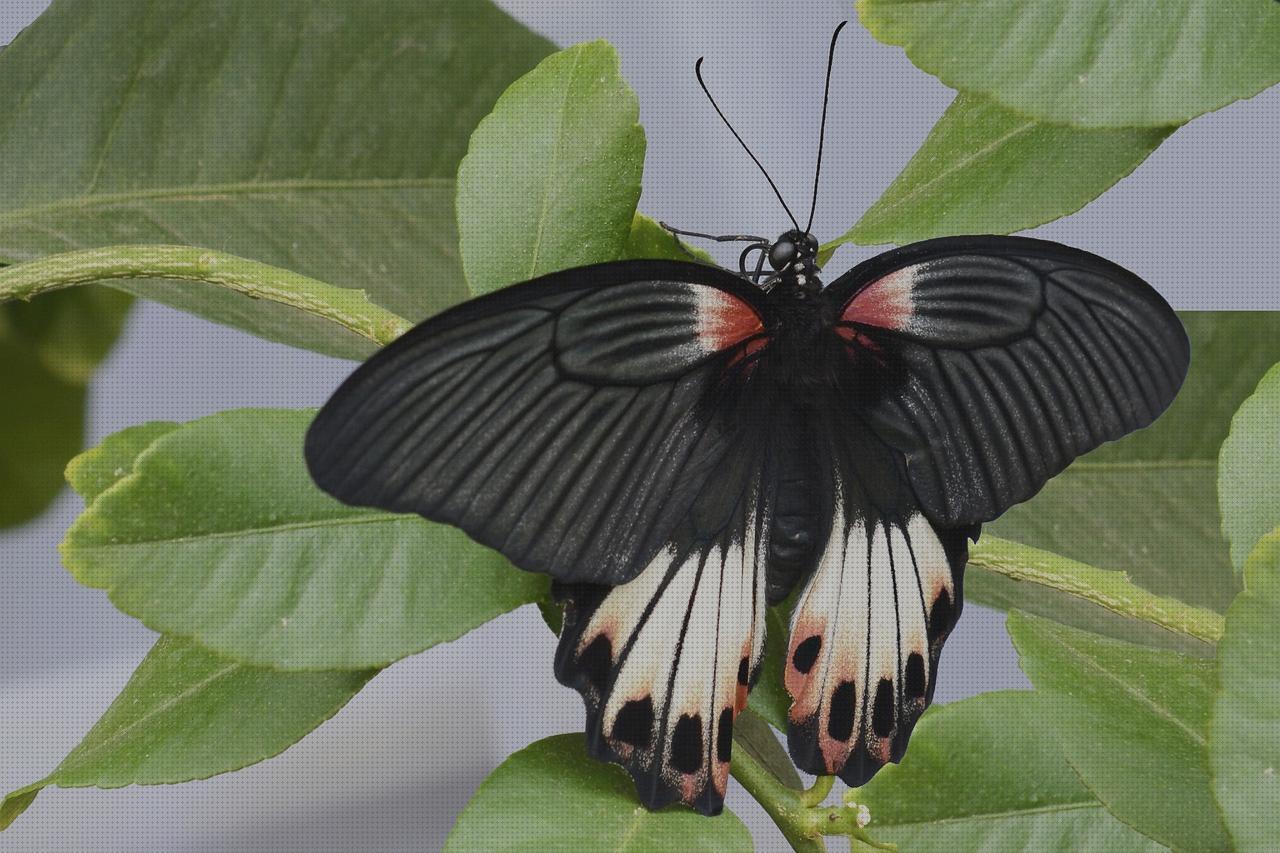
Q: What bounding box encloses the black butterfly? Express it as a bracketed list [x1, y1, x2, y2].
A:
[304, 24, 1189, 816]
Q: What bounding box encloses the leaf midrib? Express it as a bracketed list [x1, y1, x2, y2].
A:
[54, 660, 240, 774]
[72, 510, 419, 549]
[0, 177, 454, 226]
[873, 797, 1101, 830]
[1054, 634, 1210, 747]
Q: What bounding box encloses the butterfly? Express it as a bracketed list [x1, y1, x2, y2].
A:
[303, 23, 1189, 816]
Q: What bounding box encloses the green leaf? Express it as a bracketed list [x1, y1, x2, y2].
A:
[747, 603, 793, 731]
[0, 0, 553, 357]
[456, 41, 645, 295]
[64, 420, 179, 501]
[1, 287, 132, 384]
[856, 0, 1280, 128]
[732, 708, 802, 791]
[60, 409, 546, 670]
[988, 313, 1280, 628]
[0, 287, 132, 528]
[1, 635, 372, 831]
[1211, 530, 1280, 851]
[1219, 362, 1280, 572]
[856, 691, 1166, 850]
[444, 734, 753, 852]
[1008, 613, 1229, 852]
[0, 335, 85, 527]
[625, 213, 714, 263]
[844, 94, 1171, 246]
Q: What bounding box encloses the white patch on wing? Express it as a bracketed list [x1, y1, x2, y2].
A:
[602, 551, 693, 738]
[586, 493, 767, 794]
[890, 523, 930, 695]
[905, 514, 954, 609]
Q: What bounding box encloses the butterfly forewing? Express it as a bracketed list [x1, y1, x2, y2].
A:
[824, 236, 1190, 528]
[305, 260, 769, 587]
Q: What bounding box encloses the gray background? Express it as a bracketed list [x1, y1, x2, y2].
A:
[2, 1, 1277, 850]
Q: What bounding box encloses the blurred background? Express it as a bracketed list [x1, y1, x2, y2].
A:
[1, 0, 1277, 850]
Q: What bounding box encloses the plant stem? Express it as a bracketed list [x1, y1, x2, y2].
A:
[0, 244, 412, 346]
[971, 535, 1225, 644]
[731, 746, 826, 852]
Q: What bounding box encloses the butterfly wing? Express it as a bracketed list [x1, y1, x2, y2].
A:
[822, 235, 1190, 528]
[554, 435, 781, 815]
[783, 409, 972, 784]
[305, 259, 769, 587]
[783, 235, 1187, 784]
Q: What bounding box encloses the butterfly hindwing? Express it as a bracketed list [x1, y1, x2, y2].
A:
[305, 260, 769, 586]
[554, 440, 777, 815]
[824, 236, 1190, 527]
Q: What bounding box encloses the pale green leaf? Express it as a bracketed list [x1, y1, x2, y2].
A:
[444, 734, 753, 852]
[857, 0, 1280, 128]
[1211, 530, 1280, 851]
[1218, 362, 1280, 572]
[1, 635, 372, 831]
[1008, 613, 1229, 852]
[844, 93, 1170, 246]
[60, 409, 547, 670]
[625, 213, 715, 263]
[457, 41, 645, 295]
[64, 420, 179, 501]
[857, 691, 1167, 851]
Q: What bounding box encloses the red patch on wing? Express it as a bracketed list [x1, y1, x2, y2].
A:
[695, 288, 764, 352]
[842, 267, 916, 331]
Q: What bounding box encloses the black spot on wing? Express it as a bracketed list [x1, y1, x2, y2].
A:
[792, 635, 822, 674]
[827, 681, 856, 742]
[716, 708, 734, 763]
[905, 652, 926, 699]
[615, 698, 656, 749]
[670, 714, 704, 774]
[871, 679, 895, 738]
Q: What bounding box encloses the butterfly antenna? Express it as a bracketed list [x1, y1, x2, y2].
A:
[695, 56, 800, 232]
[805, 20, 848, 235]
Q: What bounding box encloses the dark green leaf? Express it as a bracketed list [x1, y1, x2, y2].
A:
[844, 94, 1170, 246]
[1008, 613, 1229, 851]
[747, 603, 793, 731]
[1218, 363, 1280, 572]
[733, 708, 802, 791]
[1, 288, 132, 384]
[0, 335, 84, 527]
[0, 286, 132, 528]
[1, 635, 372, 831]
[856, 691, 1166, 850]
[60, 409, 546, 670]
[1211, 530, 1280, 851]
[0, 0, 552, 356]
[857, 0, 1280, 128]
[988, 313, 1280, 627]
[456, 40, 645, 295]
[444, 734, 753, 852]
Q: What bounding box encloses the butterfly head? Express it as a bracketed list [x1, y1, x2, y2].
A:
[769, 230, 820, 272]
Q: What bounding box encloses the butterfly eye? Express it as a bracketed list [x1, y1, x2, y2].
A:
[768, 239, 797, 270]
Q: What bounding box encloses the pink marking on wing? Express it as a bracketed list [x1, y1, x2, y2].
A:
[843, 266, 917, 330]
[695, 288, 764, 352]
